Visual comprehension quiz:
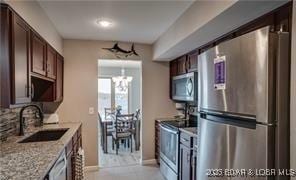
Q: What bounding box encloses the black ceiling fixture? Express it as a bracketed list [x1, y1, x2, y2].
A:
[102, 43, 139, 58]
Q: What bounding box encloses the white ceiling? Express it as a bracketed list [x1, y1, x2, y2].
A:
[39, 1, 193, 44]
[153, 0, 289, 60]
[98, 59, 141, 68]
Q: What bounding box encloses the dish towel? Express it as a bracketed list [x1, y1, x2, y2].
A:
[75, 148, 85, 180]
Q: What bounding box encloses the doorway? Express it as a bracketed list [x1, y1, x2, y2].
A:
[98, 59, 142, 168]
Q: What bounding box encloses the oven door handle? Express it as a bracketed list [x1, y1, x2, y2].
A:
[160, 124, 178, 134]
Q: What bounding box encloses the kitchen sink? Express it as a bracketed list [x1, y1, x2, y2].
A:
[18, 129, 69, 143]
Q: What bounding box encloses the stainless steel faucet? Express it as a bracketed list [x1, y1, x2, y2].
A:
[19, 104, 44, 136]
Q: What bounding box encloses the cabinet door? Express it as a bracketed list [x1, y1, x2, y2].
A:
[170, 60, 178, 77]
[177, 56, 187, 75]
[67, 151, 73, 180]
[31, 33, 46, 76]
[179, 144, 191, 180]
[12, 14, 31, 104]
[187, 53, 198, 72]
[191, 150, 197, 180]
[0, 6, 10, 108]
[55, 54, 63, 101]
[155, 121, 160, 164]
[46, 45, 56, 79]
[170, 60, 178, 99]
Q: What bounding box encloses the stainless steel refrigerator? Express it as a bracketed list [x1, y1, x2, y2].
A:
[197, 26, 290, 180]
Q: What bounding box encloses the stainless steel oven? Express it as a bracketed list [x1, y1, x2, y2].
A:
[160, 124, 179, 180]
[172, 72, 197, 102]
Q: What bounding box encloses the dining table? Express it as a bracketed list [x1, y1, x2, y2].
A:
[101, 115, 141, 154]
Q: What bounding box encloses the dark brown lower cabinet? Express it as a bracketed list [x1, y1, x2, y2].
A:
[179, 144, 191, 180]
[179, 131, 197, 180]
[191, 148, 197, 180]
[155, 120, 161, 165]
[66, 150, 73, 180]
[65, 125, 82, 180]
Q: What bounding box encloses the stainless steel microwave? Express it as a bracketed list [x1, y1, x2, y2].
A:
[172, 72, 197, 102]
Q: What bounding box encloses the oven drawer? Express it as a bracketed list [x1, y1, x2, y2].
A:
[160, 158, 178, 180]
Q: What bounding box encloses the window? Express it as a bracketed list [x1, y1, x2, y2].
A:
[115, 86, 129, 114]
[98, 77, 130, 116]
[98, 78, 112, 119]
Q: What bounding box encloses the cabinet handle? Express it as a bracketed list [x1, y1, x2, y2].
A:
[44, 61, 47, 70]
[25, 85, 28, 96]
[194, 145, 198, 150]
[191, 156, 196, 168]
[31, 84, 35, 99]
[47, 63, 50, 73]
[187, 153, 190, 162]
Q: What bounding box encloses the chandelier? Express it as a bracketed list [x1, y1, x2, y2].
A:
[112, 68, 133, 92]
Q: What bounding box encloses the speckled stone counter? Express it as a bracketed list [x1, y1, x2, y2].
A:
[0, 122, 81, 180]
[155, 117, 185, 122]
[180, 127, 198, 138]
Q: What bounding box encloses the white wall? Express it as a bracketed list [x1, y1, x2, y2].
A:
[98, 66, 141, 114]
[153, 0, 289, 61]
[290, 2, 296, 178]
[4, 0, 63, 54]
[58, 40, 177, 166]
[153, 0, 236, 60]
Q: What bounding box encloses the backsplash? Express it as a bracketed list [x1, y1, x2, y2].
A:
[0, 106, 40, 142]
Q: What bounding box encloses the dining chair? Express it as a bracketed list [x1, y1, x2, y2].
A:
[132, 109, 141, 150]
[98, 113, 104, 148]
[134, 109, 141, 121]
[99, 113, 114, 153]
[112, 113, 134, 155]
[104, 108, 115, 120]
[130, 109, 140, 135]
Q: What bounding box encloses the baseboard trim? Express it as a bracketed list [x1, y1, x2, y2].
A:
[140, 159, 157, 165]
[84, 166, 100, 172]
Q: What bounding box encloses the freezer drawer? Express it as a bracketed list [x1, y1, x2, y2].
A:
[196, 117, 275, 180]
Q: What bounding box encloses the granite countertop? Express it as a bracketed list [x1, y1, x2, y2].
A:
[0, 122, 81, 180]
[155, 117, 186, 122]
[180, 127, 198, 137]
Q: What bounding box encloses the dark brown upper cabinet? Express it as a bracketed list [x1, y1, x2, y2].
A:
[12, 13, 32, 104]
[31, 32, 47, 76]
[1, 4, 64, 107]
[46, 45, 57, 80]
[187, 53, 198, 72]
[55, 54, 64, 102]
[1, 5, 31, 108]
[170, 60, 178, 77]
[177, 55, 187, 75]
[169, 54, 197, 79]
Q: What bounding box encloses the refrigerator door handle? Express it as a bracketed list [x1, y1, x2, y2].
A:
[200, 110, 256, 121]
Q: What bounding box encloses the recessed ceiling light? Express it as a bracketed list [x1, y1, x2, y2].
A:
[96, 19, 113, 28]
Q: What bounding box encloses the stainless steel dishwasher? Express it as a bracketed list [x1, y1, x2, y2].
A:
[48, 150, 67, 180]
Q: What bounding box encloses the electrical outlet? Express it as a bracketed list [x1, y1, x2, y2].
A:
[89, 107, 95, 114]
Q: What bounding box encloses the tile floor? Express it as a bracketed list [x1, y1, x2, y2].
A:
[99, 135, 141, 168]
[85, 164, 165, 180]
